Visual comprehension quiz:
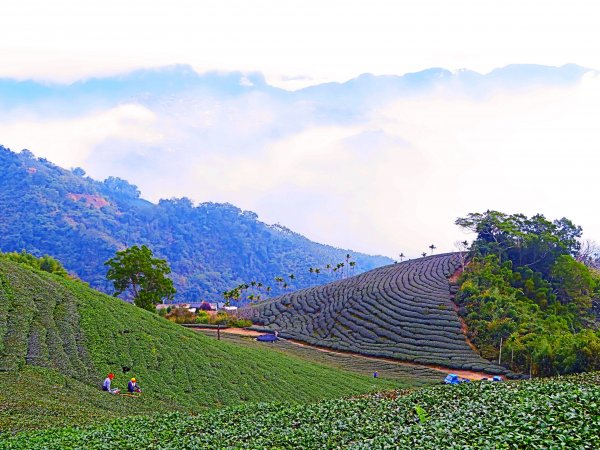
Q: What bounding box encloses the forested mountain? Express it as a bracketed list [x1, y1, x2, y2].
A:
[0, 146, 392, 301]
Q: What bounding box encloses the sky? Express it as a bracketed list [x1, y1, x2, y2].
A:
[1, 1, 600, 258]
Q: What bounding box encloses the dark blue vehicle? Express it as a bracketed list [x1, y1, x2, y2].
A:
[444, 374, 470, 384]
[256, 334, 278, 342]
[444, 374, 460, 384]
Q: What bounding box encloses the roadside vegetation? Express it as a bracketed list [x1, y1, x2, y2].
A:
[161, 306, 252, 328]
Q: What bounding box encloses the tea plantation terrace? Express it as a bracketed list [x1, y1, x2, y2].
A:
[248, 253, 511, 375]
[0, 258, 401, 432]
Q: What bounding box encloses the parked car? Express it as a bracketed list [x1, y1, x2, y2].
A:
[444, 374, 471, 384]
[444, 374, 460, 384]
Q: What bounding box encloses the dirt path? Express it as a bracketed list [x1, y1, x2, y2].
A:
[285, 338, 495, 381]
[203, 327, 496, 381]
[448, 263, 481, 354]
[219, 328, 264, 337]
[185, 326, 263, 337]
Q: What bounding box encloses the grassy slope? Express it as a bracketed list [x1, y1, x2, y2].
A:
[0, 366, 173, 432]
[0, 260, 400, 432]
[3, 373, 599, 449]
[198, 330, 443, 386]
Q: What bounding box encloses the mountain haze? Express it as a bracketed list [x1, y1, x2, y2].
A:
[2, 64, 598, 257]
[0, 146, 391, 301]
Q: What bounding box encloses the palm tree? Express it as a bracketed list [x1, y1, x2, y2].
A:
[349, 261, 356, 274]
[399, 252, 405, 262]
[421, 252, 427, 258]
[429, 244, 436, 255]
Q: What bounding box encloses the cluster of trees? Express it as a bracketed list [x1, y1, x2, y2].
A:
[309, 254, 357, 279]
[0, 146, 391, 301]
[0, 250, 70, 278]
[223, 254, 362, 306]
[456, 211, 600, 376]
[223, 281, 272, 305]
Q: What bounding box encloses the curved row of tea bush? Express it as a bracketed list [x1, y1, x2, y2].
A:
[4, 372, 598, 449]
[248, 254, 508, 374]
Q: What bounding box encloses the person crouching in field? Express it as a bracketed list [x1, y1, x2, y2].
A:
[128, 377, 142, 393]
[102, 373, 120, 394]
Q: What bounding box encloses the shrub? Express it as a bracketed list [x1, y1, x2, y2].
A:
[165, 307, 195, 324]
[194, 311, 211, 324]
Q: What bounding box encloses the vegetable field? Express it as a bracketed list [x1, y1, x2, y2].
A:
[3, 372, 598, 449]
[249, 254, 507, 374]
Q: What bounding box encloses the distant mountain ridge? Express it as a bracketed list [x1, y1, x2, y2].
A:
[0, 63, 591, 98]
[0, 146, 392, 301]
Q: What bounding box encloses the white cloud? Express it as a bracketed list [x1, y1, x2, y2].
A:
[2, 69, 600, 259]
[1, 0, 599, 84]
[169, 75, 600, 258]
[0, 104, 162, 168]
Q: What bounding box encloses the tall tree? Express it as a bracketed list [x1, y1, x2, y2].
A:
[105, 245, 176, 312]
[456, 210, 582, 275]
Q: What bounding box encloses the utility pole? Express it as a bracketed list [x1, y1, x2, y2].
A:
[498, 337, 503, 364]
[530, 356, 533, 379]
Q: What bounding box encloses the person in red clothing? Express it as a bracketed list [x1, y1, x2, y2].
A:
[102, 373, 120, 394]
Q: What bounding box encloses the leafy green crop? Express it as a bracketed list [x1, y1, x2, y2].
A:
[0, 260, 400, 432]
[3, 373, 599, 449]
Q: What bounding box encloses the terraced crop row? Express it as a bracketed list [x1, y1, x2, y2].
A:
[197, 330, 443, 386]
[249, 254, 508, 374]
[0, 260, 94, 379]
[4, 372, 599, 449]
[1, 259, 400, 432]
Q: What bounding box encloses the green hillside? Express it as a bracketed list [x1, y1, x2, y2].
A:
[247, 254, 510, 375]
[0, 145, 392, 301]
[0, 259, 399, 432]
[3, 372, 599, 449]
